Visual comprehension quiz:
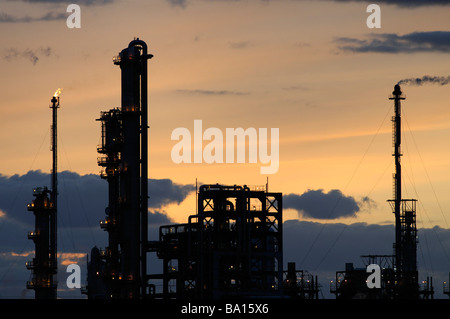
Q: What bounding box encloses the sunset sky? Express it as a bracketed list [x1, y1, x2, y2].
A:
[1, 0, 450, 298]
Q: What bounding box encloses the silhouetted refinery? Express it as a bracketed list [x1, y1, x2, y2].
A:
[26, 39, 450, 300]
[78, 39, 318, 299]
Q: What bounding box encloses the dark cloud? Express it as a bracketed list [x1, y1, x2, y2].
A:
[3, 47, 53, 65]
[284, 220, 394, 271]
[0, 170, 191, 298]
[166, 0, 450, 9]
[337, 31, 450, 54]
[283, 189, 371, 219]
[0, 12, 31, 23]
[0, 0, 113, 24]
[0, 170, 194, 229]
[176, 89, 248, 96]
[1, 200, 450, 297]
[358, 196, 377, 211]
[148, 209, 173, 225]
[149, 178, 195, 208]
[398, 75, 450, 86]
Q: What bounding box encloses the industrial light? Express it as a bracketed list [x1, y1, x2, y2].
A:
[53, 88, 63, 98]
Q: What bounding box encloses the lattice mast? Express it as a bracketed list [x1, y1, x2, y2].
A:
[388, 84, 418, 298]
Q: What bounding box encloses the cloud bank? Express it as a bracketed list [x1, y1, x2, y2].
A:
[176, 89, 249, 96]
[0, 170, 195, 298]
[284, 220, 450, 298]
[0, 170, 194, 230]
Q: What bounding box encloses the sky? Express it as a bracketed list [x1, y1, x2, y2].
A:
[0, 0, 450, 298]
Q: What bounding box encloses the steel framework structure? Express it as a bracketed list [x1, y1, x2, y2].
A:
[152, 184, 283, 299]
[26, 94, 59, 299]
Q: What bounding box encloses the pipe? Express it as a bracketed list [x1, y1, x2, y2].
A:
[128, 38, 153, 298]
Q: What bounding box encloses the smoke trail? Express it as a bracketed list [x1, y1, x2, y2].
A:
[398, 75, 450, 86]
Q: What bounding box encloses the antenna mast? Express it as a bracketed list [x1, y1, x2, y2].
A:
[388, 84, 419, 299]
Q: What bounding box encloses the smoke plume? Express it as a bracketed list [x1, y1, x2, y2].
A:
[398, 75, 450, 86]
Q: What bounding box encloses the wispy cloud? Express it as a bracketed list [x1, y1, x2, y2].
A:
[20, 0, 114, 5]
[336, 31, 450, 54]
[3, 46, 53, 65]
[0, 11, 66, 23]
[282, 85, 309, 91]
[177, 89, 249, 96]
[229, 41, 251, 49]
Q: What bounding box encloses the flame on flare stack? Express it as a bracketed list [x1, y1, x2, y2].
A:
[53, 88, 63, 98]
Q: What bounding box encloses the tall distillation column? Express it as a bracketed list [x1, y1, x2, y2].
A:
[90, 39, 152, 299]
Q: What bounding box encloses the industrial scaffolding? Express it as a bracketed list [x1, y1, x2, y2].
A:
[149, 184, 284, 299]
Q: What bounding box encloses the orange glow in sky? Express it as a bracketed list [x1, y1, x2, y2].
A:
[1, 0, 450, 227]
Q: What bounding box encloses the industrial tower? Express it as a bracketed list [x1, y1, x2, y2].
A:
[83, 39, 152, 299]
[331, 84, 433, 299]
[387, 84, 419, 299]
[26, 90, 61, 299]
